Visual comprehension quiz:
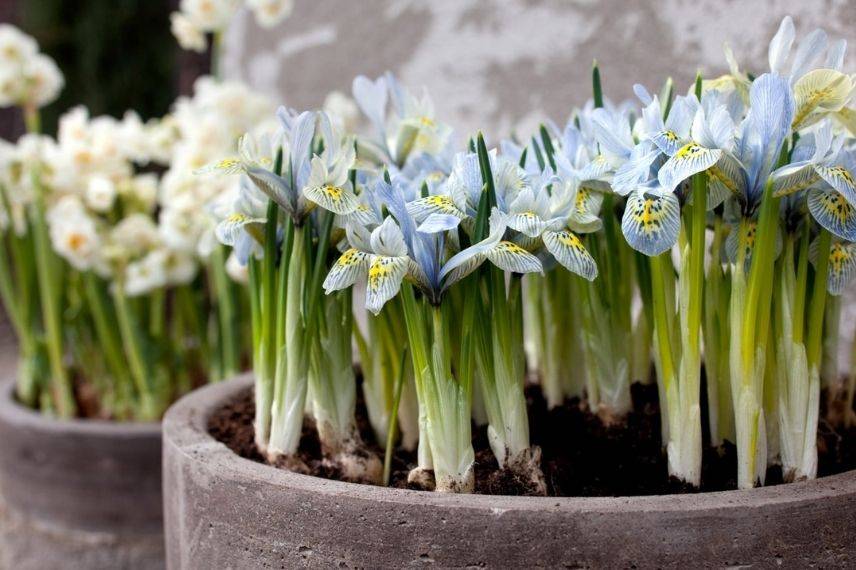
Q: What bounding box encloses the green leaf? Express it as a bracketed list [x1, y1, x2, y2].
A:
[592, 60, 604, 108]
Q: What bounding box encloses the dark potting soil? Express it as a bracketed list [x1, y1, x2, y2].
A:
[208, 381, 856, 497]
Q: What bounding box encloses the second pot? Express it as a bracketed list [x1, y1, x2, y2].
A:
[0, 378, 164, 570]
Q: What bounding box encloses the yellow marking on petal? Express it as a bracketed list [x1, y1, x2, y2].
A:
[336, 248, 364, 267]
[707, 164, 739, 193]
[664, 130, 680, 142]
[218, 158, 241, 169]
[818, 191, 851, 224]
[226, 213, 249, 223]
[368, 257, 394, 290]
[576, 187, 592, 213]
[826, 166, 856, 188]
[555, 230, 586, 251]
[495, 241, 529, 254]
[675, 142, 704, 160]
[322, 185, 344, 202]
[629, 197, 669, 234]
[419, 116, 436, 128]
[740, 222, 757, 259]
[830, 243, 852, 273]
[793, 69, 853, 128]
[423, 195, 462, 215]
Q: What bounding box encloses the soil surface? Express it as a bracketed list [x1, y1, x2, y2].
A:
[208, 381, 856, 497]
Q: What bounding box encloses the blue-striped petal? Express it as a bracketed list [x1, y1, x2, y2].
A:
[771, 161, 820, 198]
[706, 152, 746, 208]
[658, 143, 723, 192]
[507, 212, 550, 238]
[485, 241, 543, 274]
[417, 213, 462, 234]
[348, 203, 379, 227]
[215, 213, 265, 247]
[621, 190, 681, 256]
[808, 187, 856, 241]
[651, 129, 684, 157]
[725, 220, 756, 266]
[323, 248, 371, 293]
[246, 166, 296, 216]
[815, 164, 856, 206]
[440, 251, 486, 288]
[304, 184, 359, 215]
[194, 157, 245, 176]
[575, 185, 604, 217]
[578, 154, 612, 181]
[406, 194, 466, 221]
[365, 255, 409, 315]
[543, 229, 598, 280]
[827, 242, 856, 295]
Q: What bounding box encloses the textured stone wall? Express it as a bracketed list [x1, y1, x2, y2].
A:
[222, 0, 855, 139]
[223, 0, 856, 372]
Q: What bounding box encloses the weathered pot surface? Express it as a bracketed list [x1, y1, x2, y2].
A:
[164, 376, 856, 568]
[0, 378, 164, 570]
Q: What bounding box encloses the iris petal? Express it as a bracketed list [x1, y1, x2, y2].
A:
[807, 187, 856, 242]
[827, 242, 856, 295]
[323, 248, 371, 293]
[365, 255, 409, 315]
[815, 164, 856, 206]
[543, 229, 598, 280]
[657, 142, 722, 192]
[304, 184, 359, 215]
[485, 241, 543, 274]
[621, 190, 681, 256]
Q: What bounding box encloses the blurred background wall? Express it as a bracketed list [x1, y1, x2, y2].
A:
[222, 0, 856, 141]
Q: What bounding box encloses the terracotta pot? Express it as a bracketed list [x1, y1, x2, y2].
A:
[0, 379, 164, 569]
[163, 376, 856, 568]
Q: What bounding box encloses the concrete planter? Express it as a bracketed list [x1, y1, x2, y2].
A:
[164, 376, 856, 568]
[0, 379, 164, 569]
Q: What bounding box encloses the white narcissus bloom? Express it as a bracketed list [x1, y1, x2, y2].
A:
[124, 249, 169, 296]
[118, 111, 156, 165]
[0, 24, 38, 65]
[170, 12, 207, 53]
[160, 77, 274, 258]
[47, 196, 101, 271]
[179, 0, 240, 31]
[48, 107, 137, 199]
[22, 54, 63, 108]
[85, 175, 117, 212]
[165, 250, 198, 286]
[159, 198, 209, 254]
[171, 0, 293, 50]
[247, 0, 294, 28]
[0, 25, 63, 109]
[122, 173, 159, 210]
[143, 116, 180, 165]
[0, 68, 19, 107]
[108, 214, 162, 260]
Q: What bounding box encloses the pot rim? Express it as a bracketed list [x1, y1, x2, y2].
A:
[164, 374, 856, 513]
[0, 377, 161, 436]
